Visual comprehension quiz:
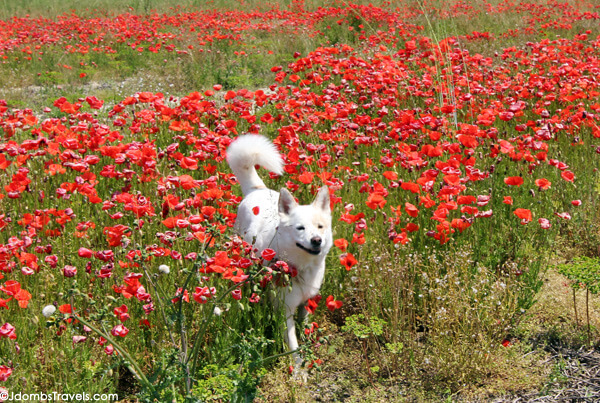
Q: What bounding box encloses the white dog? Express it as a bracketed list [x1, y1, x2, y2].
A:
[226, 134, 332, 370]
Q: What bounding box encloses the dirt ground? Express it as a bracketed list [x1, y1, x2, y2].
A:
[256, 268, 600, 402]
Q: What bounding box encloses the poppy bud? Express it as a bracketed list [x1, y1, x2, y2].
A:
[42, 305, 57, 318]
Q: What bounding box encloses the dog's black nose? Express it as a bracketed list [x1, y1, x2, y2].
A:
[310, 236, 322, 247]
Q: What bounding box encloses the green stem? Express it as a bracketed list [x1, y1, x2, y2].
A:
[176, 260, 206, 396]
[573, 288, 579, 327]
[187, 265, 269, 376]
[73, 313, 154, 392]
[141, 264, 188, 395]
[254, 348, 297, 364]
[176, 236, 213, 396]
[143, 266, 177, 346]
[586, 288, 591, 347]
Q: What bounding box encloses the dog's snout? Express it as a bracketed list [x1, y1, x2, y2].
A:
[311, 236, 322, 247]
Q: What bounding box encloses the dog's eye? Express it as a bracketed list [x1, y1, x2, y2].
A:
[318, 224, 324, 229]
[296, 226, 305, 231]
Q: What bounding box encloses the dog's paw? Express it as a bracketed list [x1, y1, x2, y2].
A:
[291, 366, 309, 383]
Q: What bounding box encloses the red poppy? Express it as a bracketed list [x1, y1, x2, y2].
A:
[538, 218, 551, 229]
[477, 195, 491, 206]
[104, 345, 115, 355]
[504, 176, 524, 186]
[63, 265, 77, 278]
[457, 195, 476, 205]
[111, 324, 129, 337]
[0, 364, 12, 381]
[326, 295, 343, 311]
[256, 248, 275, 264]
[382, 171, 398, 181]
[0, 297, 11, 309]
[366, 193, 386, 209]
[405, 223, 419, 232]
[561, 171, 575, 182]
[458, 134, 478, 148]
[298, 171, 315, 184]
[103, 225, 131, 247]
[12, 287, 30, 308]
[231, 289, 242, 300]
[451, 218, 471, 233]
[405, 202, 419, 218]
[535, 178, 551, 190]
[0, 154, 12, 170]
[78, 248, 94, 258]
[514, 208, 532, 224]
[441, 104, 455, 114]
[401, 182, 420, 193]
[334, 238, 349, 251]
[162, 215, 183, 229]
[193, 286, 216, 304]
[340, 253, 357, 271]
[72, 335, 87, 344]
[114, 305, 130, 322]
[305, 295, 321, 314]
[0, 323, 16, 339]
[0, 280, 21, 296]
[59, 304, 72, 314]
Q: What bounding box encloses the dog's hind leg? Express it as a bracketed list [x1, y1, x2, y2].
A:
[284, 304, 309, 382]
[296, 302, 308, 325]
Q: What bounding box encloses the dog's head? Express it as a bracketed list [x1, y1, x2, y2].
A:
[278, 186, 332, 257]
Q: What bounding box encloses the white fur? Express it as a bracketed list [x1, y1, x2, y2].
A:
[227, 135, 332, 372]
[226, 134, 284, 196]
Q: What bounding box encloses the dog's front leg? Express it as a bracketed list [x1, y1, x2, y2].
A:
[284, 304, 309, 382]
[284, 304, 302, 365]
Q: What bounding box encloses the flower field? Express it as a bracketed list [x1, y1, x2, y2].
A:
[1, 0, 600, 400]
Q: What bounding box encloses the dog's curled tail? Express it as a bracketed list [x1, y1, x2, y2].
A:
[226, 135, 284, 196]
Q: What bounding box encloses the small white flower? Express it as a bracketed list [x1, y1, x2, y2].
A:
[158, 265, 170, 274]
[213, 307, 222, 316]
[42, 305, 56, 318]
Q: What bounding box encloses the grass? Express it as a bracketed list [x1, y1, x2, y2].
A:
[0, 0, 600, 401]
[0, 0, 396, 19]
[3, 0, 596, 110]
[0, 4, 341, 110]
[0, 0, 236, 19]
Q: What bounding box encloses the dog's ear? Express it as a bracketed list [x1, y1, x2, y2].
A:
[312, 186, 330, 213]
[278, 188, 298, 215]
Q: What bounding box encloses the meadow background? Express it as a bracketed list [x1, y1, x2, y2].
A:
[0, 0, 600, 401]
